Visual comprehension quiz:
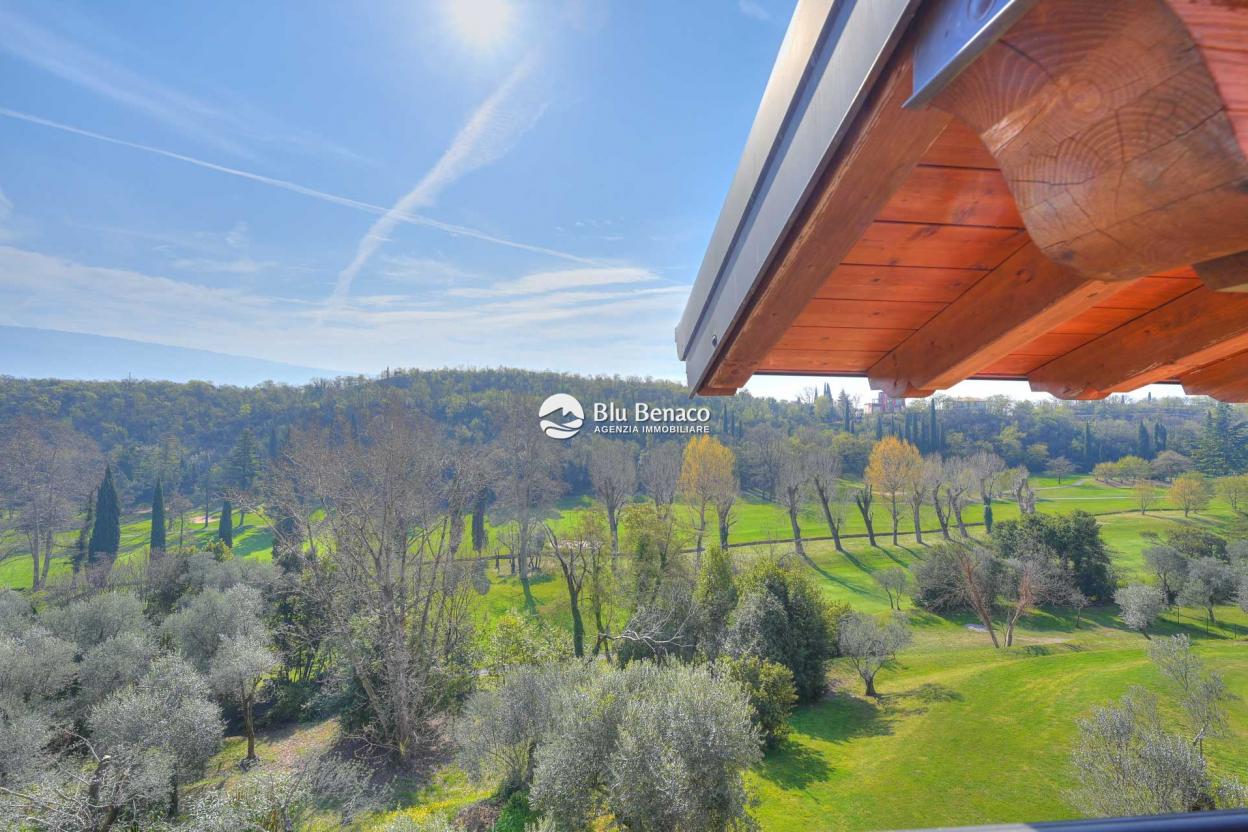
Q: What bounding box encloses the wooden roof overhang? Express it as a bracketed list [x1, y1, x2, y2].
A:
[675, 0, 1248, 401]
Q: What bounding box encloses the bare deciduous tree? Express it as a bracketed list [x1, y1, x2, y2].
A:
[639, 443, 681, 518]
[837, 611, 912, 697]
[0, 420, 99, 590]
[774, 441, 808, 558]
[588, 439, 637, 560]
[806, 441, 849, 552]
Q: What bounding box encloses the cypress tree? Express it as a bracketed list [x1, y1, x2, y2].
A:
[1154, 421, 1167, 453]
[984, 503, 994, 534]
[74, 492, 94, 575]
[1137, 422, 1152, 459]
[875, 413, 883, 440]
[1083, 422, 1094, 471]
[88, 465, 121, 563]
[218, 500, 234, 548]
[929, 399, 939, 452]
[267, 425, 280, 460]
[150, 480, 167, 553]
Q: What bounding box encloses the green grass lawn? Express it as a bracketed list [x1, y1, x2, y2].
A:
[7, 477, 1247, 830]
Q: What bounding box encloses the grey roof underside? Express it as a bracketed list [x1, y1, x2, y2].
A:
[674, 0, 923, 392]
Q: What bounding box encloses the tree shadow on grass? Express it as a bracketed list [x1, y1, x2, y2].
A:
[790, 689, 895, 745]
[756, 740, 834, 789]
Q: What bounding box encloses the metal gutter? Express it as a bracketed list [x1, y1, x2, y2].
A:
[675, 0, 923, 392]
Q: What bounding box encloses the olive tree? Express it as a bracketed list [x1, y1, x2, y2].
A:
[1070, 688, 1213, 816]
[208, 633, 278, 765]
[1114, 584, 1166, 638]
[1177, 557, 1237, 627]
[1143, 545, 1187, 603]
[88, 654, 223, 817]
[41, 592, 147, 654]
[161, 585, 265, 671]
[76, 631, 159, 713]
[530, 663, 760, 832]
[874, 568, 909, 611]
[837, 611, 912, 697]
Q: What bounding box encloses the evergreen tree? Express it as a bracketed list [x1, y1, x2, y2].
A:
[218, 500, 234, 548]
[983, 502, 994, 535]
[1154, 421, 1167, 453]
[875, 413, 883, 440]
[267, 425, 280, 460]
[839, 390, 854, 433]
[150, 480, 167, 553]
[226, 428, 262, 492]
[1193, 404, 1244, 476]
[1137, 422, 1152, 459]
[73, 491, 94, 575]
[928, 399, 939, 451]
[88, 465, 121, 563]
[1083, 422, 1095, 471]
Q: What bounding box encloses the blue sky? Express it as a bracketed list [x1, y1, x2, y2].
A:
[0, 0, 1182, 401]
[0, 0, 799, 379]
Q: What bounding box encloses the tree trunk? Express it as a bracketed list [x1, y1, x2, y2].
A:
[568, 587, 584, 658]
[607, 505, 619, 562]
[169, 775, 179, 819]
[890, 495, 899, 545]
[787, 503, 805, 557]
[244, 697, 257, 761]
[912, 502, 924, 545]
[864, 675, 877, 697]
[953, 503, 969, 538]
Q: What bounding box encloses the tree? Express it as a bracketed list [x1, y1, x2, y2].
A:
[942, 456, 974, 538]
[1177, 558, 1237, 628]
[530, 663, 760, 832]
[874, 567, 908, 610]
[727, 557, 842, 702]
[715, 655, 796, 749]
[42, 591, 148, 653]
[1115, 584, 1165, 637]
[1070, 688, 1214, 817]
[1133, 480, 1158, 514]
[150, 480, 167, 554]
[89, 654, 224, 817]
[0, 420, 98, 590]
[208, 632, 278, 764]
[1151, 450, 1191, 482]
[217, 500, 234, 548]
[1214, 474, 1248, 513]
[1117, 455, 1152, 484]
[774, 439, 809, 557]
[914, 542, 1003, 647]
[837, 611, 911, 697]
[587, 438, 636, 560]
[854, 485, 877, 547]
[496, 412, 565, 612]
[638, 443, 680, 518]
[679, 436, 736, 556]
[279, 413, 476, 761]
[970, 450, 1008, 533]
[807, 440, 849, 552]
[224, 428, 262, 525]
[694, 545, 737, 659]
[1049, 456, 1075, 484]
[1193, 403, 1245, 477]
[1138, 421, 1153, 459]
[1169, 472, 1212, 517]
[866, 437, 922, 545]
[89, 465, 121, 567]
[161, 585, 266, 671]
[1148, 635, 1232, 755]
[544, 512, 606, 658]
[1144, 545, 1188, 604]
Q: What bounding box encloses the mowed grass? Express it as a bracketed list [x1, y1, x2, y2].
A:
[469, 506, 1248, 830]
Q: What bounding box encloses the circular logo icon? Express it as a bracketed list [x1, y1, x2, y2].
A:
[539, 393, 584, 440]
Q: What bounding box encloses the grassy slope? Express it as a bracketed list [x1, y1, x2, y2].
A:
[10, 480, 1247, 829]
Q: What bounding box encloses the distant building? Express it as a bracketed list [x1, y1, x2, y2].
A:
[865, 391, 906, 415]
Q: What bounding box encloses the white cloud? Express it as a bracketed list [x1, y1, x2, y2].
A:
[170, 256, 271, 275]
[328, 52, 549, 308]
[448, 266, 657, 297]
[0, 245, 691, 379]
[738, 0, 772, 22]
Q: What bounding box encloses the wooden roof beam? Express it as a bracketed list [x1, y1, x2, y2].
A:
[1181, 352, 1248, 402]
[1029, 288, 1248, 399]
[925, 0, 1248, 284]
[867, 241, 1122, 397]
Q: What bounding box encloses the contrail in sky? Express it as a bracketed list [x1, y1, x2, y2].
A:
[0, 105, 595, 267]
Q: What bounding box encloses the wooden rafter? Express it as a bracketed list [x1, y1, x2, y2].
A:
[866, 242, 1123, 397]
[705, 47, 951, 391]
[1029, 287, 1248, 398]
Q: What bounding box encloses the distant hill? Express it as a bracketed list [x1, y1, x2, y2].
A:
[0, 326, 333, 386]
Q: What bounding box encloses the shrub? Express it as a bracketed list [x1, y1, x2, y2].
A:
[716, 654, 797, 748]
